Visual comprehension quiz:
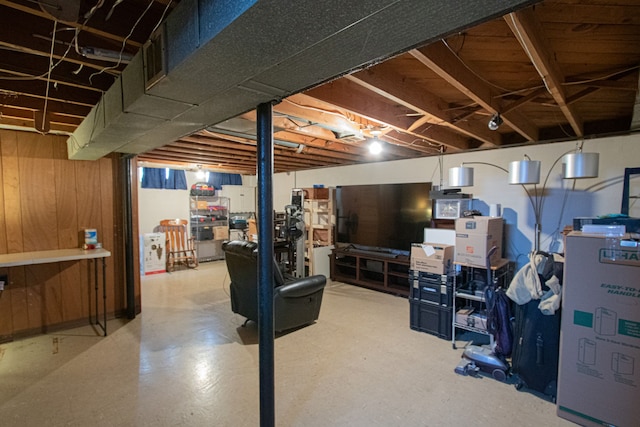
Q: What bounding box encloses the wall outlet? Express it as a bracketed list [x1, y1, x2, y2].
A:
[0, 274, 7, 291]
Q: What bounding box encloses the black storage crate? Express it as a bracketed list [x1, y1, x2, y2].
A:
[191, 226, 213, 241]
[409, 270, 453, 307]
[409, 299, 452, 340]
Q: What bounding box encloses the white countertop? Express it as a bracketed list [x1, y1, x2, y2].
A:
[0, 248, 111, 267]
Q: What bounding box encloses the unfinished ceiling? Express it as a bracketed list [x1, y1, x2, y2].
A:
[0, 0, 639, 174]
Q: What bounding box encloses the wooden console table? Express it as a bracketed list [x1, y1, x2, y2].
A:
[330, 247, 410, 297]
[0, 248, 111, 336]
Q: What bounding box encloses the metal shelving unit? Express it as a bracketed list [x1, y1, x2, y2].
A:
[189, 195, 230, 262]
[451, 258, 512, 349]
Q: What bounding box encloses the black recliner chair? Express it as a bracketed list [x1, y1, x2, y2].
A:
[222, 240, 327, 332]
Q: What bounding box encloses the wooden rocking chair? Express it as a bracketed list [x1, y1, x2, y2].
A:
[158, 219, 198, 272]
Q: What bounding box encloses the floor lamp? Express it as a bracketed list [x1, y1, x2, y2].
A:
[449, 149, 599, 252]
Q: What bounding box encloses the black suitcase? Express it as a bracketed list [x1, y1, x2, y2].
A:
[511, 299, 561, 401]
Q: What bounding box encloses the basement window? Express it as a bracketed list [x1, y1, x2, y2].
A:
[140, 167, 187, 190]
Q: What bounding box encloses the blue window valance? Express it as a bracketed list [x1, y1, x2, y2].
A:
[141, 168, 188, 190]
[205, 172, 242, 188]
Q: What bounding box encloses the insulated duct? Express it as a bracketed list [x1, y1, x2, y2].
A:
[68, 0, 537, 160]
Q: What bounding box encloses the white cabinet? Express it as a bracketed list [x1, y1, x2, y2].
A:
[220, 185, 256, 213]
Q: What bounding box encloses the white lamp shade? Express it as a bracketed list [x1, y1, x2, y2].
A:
[508, 160, 541, 185]
[564, 152, 599, 179]
[449, 166, 474, 187]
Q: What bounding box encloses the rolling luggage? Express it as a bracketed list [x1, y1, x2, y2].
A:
[511, 298, 562, 401]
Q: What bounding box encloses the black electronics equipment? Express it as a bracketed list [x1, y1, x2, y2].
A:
[335, 182, 431, 253]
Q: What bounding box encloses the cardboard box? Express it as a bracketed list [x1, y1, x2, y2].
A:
[557, 232, 640, 427]
[455, 307, 475, 326]
[455, 216, 503, 267]
[213, 226, 229, 240]
[141, 232, 166, 275]
[303, 187, 329, 200]
[190, 200, 209, 210]
[410, 243, 454, 274]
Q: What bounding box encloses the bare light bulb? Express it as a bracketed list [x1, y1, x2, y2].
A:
[369, 140, 383, 155]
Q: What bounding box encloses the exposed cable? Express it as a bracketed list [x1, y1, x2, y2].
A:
[508, 14, 552, 95]
[151, 0, 175, 35]
[561, 65, 640, 86]
[83, 0, 105, 21]
[89, 0, 156, 82]
[0, 30, 75, 81]
[41, 19, 58, 134]
[441, 39, 515, 94]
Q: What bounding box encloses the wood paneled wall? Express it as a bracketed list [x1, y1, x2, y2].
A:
[0, 130, 140, 342]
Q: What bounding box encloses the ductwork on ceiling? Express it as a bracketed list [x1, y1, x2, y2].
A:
[67, 0, 537, 160]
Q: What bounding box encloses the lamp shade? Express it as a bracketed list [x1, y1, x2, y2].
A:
[563, 152, 599, 179]
[449, 166, 474, 187]
[508, 159, 541, 185]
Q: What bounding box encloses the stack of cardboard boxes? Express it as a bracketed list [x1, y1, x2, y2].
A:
[409, 216, 507, 341]
[452, 216, 505, 336]
[408, 242, 455, 340]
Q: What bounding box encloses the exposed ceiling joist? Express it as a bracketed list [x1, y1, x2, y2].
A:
[304, 80, 471, 152]
[0, 0, 637, 173]
[345, 70, 501, 147]
[409, 41, 540, 143]
[505, 8, 584, 136]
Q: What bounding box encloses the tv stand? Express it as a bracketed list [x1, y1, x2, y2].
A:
[330, 247, 410, 297]
[346, 248, 398, 259]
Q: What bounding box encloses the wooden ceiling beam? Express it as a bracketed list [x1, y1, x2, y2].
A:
[500, 87, 548, 114]
[0, 0, 143, 49]
[505, 9, 583, 137]
[274, 96, 367, 137]
[0, 104, 81, 125]
[241, 109, 366, 151]
[138, 153, 257, 174]
[346, 68, 501, 147]
[410, 41, 539, 142]
[180, 135, 371, 167]
[173, 136, 364, 165]
[0, 99, 92, 126]
[0, 55, 113, 93]
[225, 109, 416, 159]
[304, 80, 470, 152]
[189, 128, 367, 162]
[138, 160, 254, 175]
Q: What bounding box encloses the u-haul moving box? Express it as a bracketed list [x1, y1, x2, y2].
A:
[557, 232, 640, 427]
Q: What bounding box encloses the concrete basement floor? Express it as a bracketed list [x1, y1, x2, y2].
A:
[0, 261, 574, 426]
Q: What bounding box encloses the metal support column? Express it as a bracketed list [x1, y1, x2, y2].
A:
[123, 156, 136, 319]
[257, 101, 275, 427]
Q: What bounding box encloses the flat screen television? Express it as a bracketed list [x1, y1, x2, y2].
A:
[335, 182, 432, 254]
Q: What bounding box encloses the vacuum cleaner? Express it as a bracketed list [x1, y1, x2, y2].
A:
[453, 246, 511, 382]
[454, 345, 509, 381]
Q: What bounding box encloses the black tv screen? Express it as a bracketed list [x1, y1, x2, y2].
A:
[335, 182, 432, 253]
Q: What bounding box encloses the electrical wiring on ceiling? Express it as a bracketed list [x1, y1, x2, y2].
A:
[41, 19, 58, 133]
[89, 0, 174, 82]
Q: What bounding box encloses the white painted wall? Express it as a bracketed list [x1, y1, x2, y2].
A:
[273, 133, 640, 266]
[137, 171, 254, 235]
[137, 134, 639, 267]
